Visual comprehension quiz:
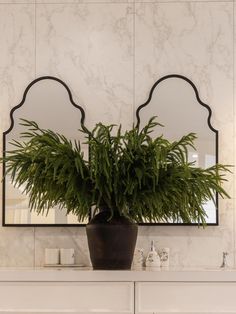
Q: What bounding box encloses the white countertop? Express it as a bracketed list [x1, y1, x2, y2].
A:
[0, 266, 236, 282]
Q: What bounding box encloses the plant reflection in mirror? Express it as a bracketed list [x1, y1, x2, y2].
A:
[1, 117, 231, 225]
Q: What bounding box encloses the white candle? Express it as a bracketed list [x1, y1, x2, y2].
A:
[60, 248, 75, 265]
[45, 248, 60, 265]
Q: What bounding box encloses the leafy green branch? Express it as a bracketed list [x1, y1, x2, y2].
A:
[1, 117, 231, 224]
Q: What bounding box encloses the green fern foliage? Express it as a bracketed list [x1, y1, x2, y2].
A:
[2, 117, 230, 224]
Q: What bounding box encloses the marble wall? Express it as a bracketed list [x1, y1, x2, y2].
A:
[0, 0, 234, 268]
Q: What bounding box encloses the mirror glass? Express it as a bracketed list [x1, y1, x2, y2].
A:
[3, 78, 87, 225]
[136, 75, 218, 224]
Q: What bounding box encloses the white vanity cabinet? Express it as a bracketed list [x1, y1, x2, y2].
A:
[0, 268, 236, 314]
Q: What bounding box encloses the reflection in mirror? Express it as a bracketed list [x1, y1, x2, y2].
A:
[3, 77, 87, 226]
[136, 75, 218, 225]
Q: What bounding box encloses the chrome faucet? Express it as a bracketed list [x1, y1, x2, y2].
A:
[220, 252, 228, 268]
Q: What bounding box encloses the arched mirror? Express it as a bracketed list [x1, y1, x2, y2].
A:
[136, 74, 218, 225]
[2, 76, 87, 226]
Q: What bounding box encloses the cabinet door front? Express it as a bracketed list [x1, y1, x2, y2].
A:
[135, 282, 236, 313]
[0, 282, 134, 314]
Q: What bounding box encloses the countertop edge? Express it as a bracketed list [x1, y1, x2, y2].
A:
[0, 268, 235, 282]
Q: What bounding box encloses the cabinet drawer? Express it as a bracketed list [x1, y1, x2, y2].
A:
[135, 282, 236, 313]
[0, 282, 134, 313]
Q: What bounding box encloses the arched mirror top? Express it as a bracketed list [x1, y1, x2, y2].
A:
[136, 74, 217, 136]
[4, 76, 85, 137]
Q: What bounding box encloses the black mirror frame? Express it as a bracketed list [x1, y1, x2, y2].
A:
[2, 74, 219, 227]
[135, 74, 219, 226]
[2, 76, 87, 227]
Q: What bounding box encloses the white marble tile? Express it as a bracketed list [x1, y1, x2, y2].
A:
[0, 4, 35, 133]
[0, 3, 35, 267]
[217, 121, 234, 198]
[0, 224, 34, 266]
[135, 2, 233, 116]
[35, 227, 91, 266]
[36, 3, 133, 129]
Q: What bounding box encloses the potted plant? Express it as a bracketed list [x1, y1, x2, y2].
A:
[2, 117, 230, 269]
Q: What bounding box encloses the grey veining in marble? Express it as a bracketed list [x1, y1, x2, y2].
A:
[36, 3, 133, 129]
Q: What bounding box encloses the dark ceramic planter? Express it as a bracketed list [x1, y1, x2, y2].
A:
[86, 211, 138, 270]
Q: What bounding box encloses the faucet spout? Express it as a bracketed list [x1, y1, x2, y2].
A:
[220, 252, 228, 268]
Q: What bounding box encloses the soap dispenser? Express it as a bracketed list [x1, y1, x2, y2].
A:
[145, 240, 161, 268]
